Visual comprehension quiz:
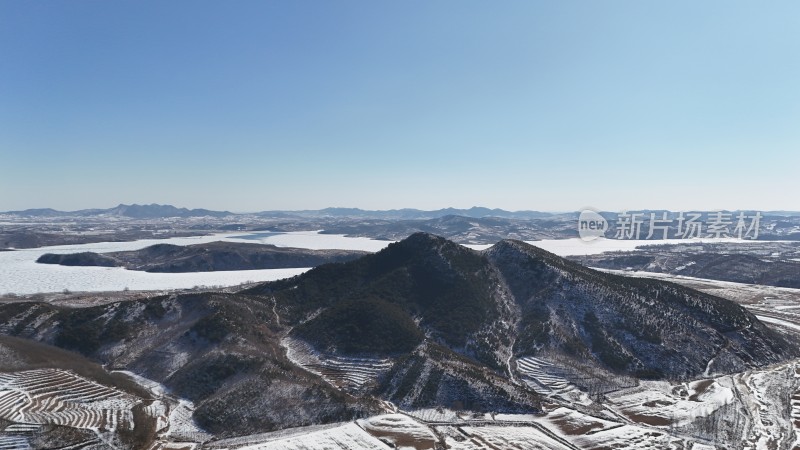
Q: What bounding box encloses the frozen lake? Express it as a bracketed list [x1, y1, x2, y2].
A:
[0, 231, 392, 295]
[470, 237, 754, 256]
[0, 231, 759, 295]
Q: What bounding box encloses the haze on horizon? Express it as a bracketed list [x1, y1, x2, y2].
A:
[1, 1, 798, 213]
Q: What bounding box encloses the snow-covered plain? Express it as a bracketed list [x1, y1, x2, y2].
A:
[0, 231, 392, 295]
[526, 237, 764, 256]
[464, 236, 763, 255]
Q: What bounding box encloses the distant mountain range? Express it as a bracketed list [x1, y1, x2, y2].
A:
[3, 204, 556, 219]
[273, 206, 558, 220]
[6, 204, 233, 218]
[4, 205, 800, 248]
[6, 204, 800, 220]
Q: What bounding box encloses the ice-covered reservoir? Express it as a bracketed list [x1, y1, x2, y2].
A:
[0, 231, 390, 295]
[0, 232, 753, 295]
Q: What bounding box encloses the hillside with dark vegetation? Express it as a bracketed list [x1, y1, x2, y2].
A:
[250, 233, 798, 380]
[37, 241, 366, 272]
[0, 294, 379, 437]
[485, 240, 797, 377]
[254, 233, 513, 370]
[36, 252, 119, 267]
[294, 298, 425, 354]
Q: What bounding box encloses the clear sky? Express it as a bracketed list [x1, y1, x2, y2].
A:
[1, 1, 798, 212]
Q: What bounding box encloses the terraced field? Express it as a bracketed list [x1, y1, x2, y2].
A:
[0, 367, 217, 449]
[0, 423, 39, 450]
[515, 357, 594, 406]
[234, 422, 388, 450]
[447, 425, 575, 450]
[283, 337, 394, 392]
[0, 369, 137, 431]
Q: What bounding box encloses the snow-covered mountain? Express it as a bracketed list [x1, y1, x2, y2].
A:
[0, 233, 796, 443]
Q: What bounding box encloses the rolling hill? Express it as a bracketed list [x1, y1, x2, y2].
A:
[251, 233, 797, 379]
[37, 241, 367, 272]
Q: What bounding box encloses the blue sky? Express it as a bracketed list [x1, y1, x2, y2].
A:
[1, 1, 798, 212]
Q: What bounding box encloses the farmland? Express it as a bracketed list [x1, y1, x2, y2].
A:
[193, 357, 800, 450]
[0, 367, 210, 449]
[283, 337, 394, 394]
[0, 368, 142, 448]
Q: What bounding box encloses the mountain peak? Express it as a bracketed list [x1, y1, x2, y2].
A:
[485, 239, 580, 274]
[256, 234, 798, 381]
[379, 232, 480, 269]
[402, 231, 451, 245]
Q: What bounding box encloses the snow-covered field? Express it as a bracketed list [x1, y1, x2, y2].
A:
[605, 378, 736, 428]
[442, 424, 574, 450]
[357, 414, 437, 450]
[234, 422, 388, 450]
[208, 357, 800, 449]
[0, 369, 137, 430]
[0, 231, 392, 295]
[283, 337, 394, 393]
[515, 356, 594, 406]
[0, 368, 212, 449]
[2, 353, 796, 449]
[0, 368, 140, 448]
